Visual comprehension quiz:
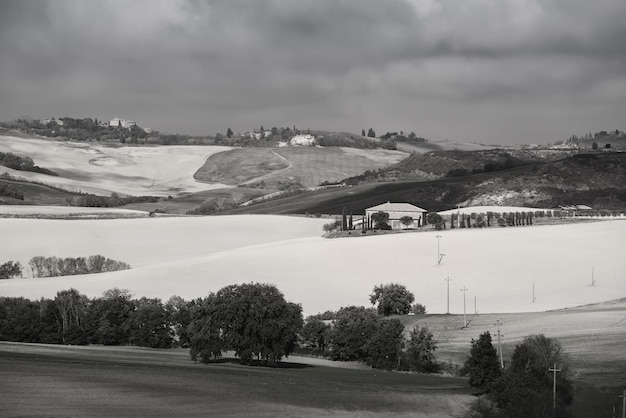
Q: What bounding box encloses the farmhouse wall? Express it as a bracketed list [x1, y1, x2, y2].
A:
[364, 203, 426, 230]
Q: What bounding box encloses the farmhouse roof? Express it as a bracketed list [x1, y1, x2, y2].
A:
[558, 204, 593, 211]
[366, 202, 427, 212]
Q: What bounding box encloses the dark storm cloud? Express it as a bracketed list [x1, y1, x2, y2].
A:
[0, 0, 624, 143]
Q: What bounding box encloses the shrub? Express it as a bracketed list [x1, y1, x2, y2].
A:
[412, 303, 427, 314]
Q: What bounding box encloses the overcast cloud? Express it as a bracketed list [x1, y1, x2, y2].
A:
[1, 0, 624, 144]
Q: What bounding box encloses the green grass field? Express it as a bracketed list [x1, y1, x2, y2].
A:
[193, 147, 407, 190]
[0, 342, 472, 417]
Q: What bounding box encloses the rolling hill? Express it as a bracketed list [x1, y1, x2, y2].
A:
[220, 152, 626, 215]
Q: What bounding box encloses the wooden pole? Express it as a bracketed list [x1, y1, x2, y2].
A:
[549, 363, 561, 411]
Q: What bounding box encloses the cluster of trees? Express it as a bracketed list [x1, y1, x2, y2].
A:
[0, 288, 188, 347]
[28, 255, 131, 278]
[301, 306, 437, 372]
[0, 151, 57, 176]
[447, 211, 537, 230]
[299, 284, 432, 371]
[446, 157, 523, 177]
[186, 197, 242, 215]
[0, 261, 22, 279]
[0, 181, 24, 200]
[67, 192, 159, 208]
[462, 332, 574, 417]
[380, 131, 426, 143]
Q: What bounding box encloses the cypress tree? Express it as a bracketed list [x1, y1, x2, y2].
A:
[461, 331, 502, 391]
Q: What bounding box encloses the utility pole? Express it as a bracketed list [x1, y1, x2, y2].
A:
[619, 389, 626, 418]
[474, 295, 477, 314]
[495, 320, 504, 368]
[549, 363, 561, 412]
[436, 235, 445, 265]
[445, 276, 452, 314]
[461, 286, 468, 328]
[532, 282, 537, 303]
[591, 266, 596, 286]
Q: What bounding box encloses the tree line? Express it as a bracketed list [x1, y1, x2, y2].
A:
[28, 255, 131, 278]
[0, 281, 576, 414]
[0, 151, 58, 176]
[0, 288, 184, 347]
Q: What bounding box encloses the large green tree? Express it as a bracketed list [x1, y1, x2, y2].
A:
[488, 334, 574, 418]
[300, 317, 330, 353]
[86, 288, 135, 345]
[188, 283, 303, 364]
[54, 289, 89, 345]
[128, 297, 173, 348]
[370, 211, 390, 229]
[0, 261, 22, 279]
[329, 306, 380, 361]
[370, 283, 415, 316]
[365, 319, 405, 370]
[404, 325, 438, 373]
[461, 331, 502, 391]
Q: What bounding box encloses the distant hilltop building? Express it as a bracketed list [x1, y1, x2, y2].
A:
[109, 116, 137, 129]
[42, 117, 64, 126]
[289, 134, 316, 146]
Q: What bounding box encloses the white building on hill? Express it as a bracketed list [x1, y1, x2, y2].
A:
[109, 117, 137, 129]
[289, 134, 316, 146]
[365, 202, 427, 229]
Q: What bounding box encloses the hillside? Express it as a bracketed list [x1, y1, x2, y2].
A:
[222, 153, 626, 214]
[566, 129, 626, 150]
[343, 148, 576, 185]
[193, 146, 407, 190]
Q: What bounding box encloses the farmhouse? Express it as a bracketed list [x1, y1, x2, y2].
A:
[109, 117, 136, 129]
[365, 202, 427, 230]
[289, 134, 316, 146]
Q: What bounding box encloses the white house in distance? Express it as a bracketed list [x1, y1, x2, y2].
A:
[364, 202, 427, 230]
[109, 116, 137, 129]
[289, 134, 316, 146]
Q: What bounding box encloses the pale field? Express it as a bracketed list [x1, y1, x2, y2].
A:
[0, 135, 232, 196]
[0, 212, 624, 320]
[0, 205, 148, 216]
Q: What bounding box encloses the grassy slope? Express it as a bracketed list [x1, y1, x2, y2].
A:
[0, 177, 81, 205]
[193, 146, 407, 190]
[395, 302, 626, 416]
[220, 153, 626, 215]
[0, 343, 471, 418]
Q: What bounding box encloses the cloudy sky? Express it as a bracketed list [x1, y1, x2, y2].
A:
[1, 0, 624, 144]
